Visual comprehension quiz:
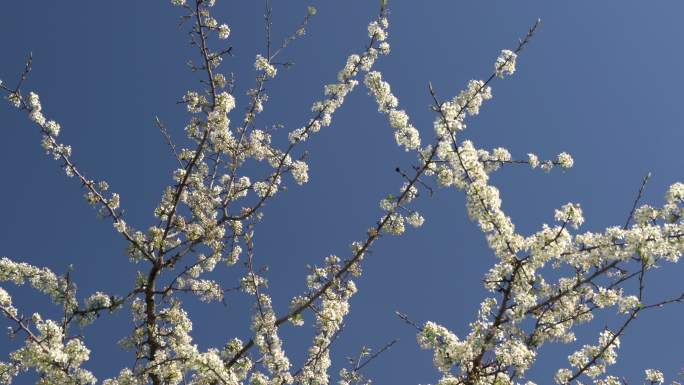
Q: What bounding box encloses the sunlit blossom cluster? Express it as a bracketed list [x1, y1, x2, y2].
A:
[364, 71, 421, 151]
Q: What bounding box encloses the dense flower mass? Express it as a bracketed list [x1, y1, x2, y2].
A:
[0, 3, 682, 385]
[364, 71, 421, 151]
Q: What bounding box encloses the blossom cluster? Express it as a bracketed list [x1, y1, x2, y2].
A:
[0, 258, 101, 384]
[364, 71, 421, 151]
[297, 255, 358, 385]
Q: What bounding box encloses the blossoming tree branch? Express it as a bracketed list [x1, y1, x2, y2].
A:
[1, 1, 683, 385]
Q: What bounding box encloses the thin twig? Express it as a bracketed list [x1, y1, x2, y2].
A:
[624, 172, 652, 229]
[155, 116, 183, 167]
[355, 339, 399, 373]
[394, 310, 422, 331]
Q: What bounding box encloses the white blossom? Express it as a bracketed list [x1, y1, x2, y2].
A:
[218, 24, 231, 39]
[558, 152, 574, 169]
[645, 369, 665, 384]
[495, 49, 517, 77]
[255, 54, 277, 78]
[407, 211, 425, 228]
[291, 160, 309, 185]
[527, 153, 539, 168]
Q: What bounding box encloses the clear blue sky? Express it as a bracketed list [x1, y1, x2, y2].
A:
[1, 1, 683, 384]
